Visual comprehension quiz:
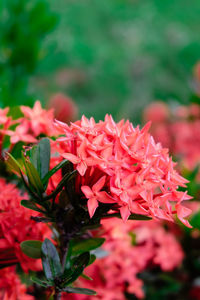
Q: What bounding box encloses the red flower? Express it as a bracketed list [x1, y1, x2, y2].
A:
[62, 218, 184, 300]
[0, 266, 33, 300]
[48, 93, 78, 123]
[0, 178, 50, 272]
[21, 101, 55, 137]
[54, 115, 192, 226]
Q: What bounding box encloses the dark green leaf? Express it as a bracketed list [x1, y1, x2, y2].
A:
[88, 254, 96, 266]
[62, 287, 96, 295]
[71, 238, 105, 256]
[72, 252, 90, 270]
[31, 276, 52, 287]
[23, 156, 45, 194]
[20, 240, 42, 259]
[42, 159, 70, 187]
[190, 211, 200, 230]
[44, 170, 77, 201]
[41, 239, 62, 281]
[103, 213, 151, 221]
[30, 145, 39, 172]
[128, 214, 152, 220]
[21, 200, 45, 213]
[38, 138, 50, 180]
[63, 252, 90, 286]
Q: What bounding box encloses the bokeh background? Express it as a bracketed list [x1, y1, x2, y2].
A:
[1, 0, 200, 123]
[1, 2, 200, 300]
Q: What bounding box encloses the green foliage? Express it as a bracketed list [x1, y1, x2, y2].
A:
[62, 287, 96, 295]
[20, 240, 42, 259]
[42, 159, 70, 188]
[30, 239, 98, 295]
[32, 0, 200, 123]
[0, 0, 57, 106]
[190, 211, 200, 230]
[41, 238, 62, 280]
[71, 238, 105, 256]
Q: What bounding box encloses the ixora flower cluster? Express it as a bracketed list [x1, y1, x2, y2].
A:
[143, 101, 200, 170]
[54, 115, 192, 226]
[0, 100, 193, 300]
[0, 178, 50, 300]
[0, 101, 55, 150]
[64, 218, 184, 300]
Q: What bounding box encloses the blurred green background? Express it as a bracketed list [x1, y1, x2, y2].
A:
[1, 0, 200, 123]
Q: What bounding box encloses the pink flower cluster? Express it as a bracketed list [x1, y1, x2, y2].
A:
[0, 178, 50, 273]
[143, 102, 200, 170]
[0, 101, 56, 150]
[54, 115, 192, 226]
[63, 218, 184, 300]
[0, 267, 33, 300]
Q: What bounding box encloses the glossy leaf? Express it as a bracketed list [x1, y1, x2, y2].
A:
[88, 254, 96, 266]
[44, 170, 77, 201]
[42, 159, 70, 187]
[72, 252, 90, 270]
[81, 273, 93, 281]
[5, 152, 22, 176]
[20, 240, 42, 259]
[38, 138, 50, 180]
[104, 212, 151, 221]
[41, 239, 62, 281]
[71, 238, 105, 256]
[21, 200, 45, 213]
[63, 252, 90, 286]
[23, 157, 45, 194]
[62, 287, 96, 295]
[31, 276, 52, 287]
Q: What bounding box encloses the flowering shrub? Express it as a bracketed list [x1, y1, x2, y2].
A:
[54, 115, 191, 226]
[0, 101, 192, 299]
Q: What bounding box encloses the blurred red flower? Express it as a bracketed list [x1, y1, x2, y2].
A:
[48, 93, 78, 123]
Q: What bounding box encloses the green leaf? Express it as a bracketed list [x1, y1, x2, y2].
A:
[20, 240, 42, 259]
[88, 254, 96, 266]
[62, 287, 96, 295]
[5, 152, 22, 176]
[31, 276, 52, 287]
[72, 252, 90, 270]
[21, 200, 45, 213]
[81, 273, 93, 281]
[23, 156, 45, 194]
[41, 239, 62, 281]
[129, 214, 152, 220]
[63, 252, 90, 286]
[44, 170, 77, 201]
[38, 138, 50, 180]
[71, 238, 105, 256]
[29, 145, 39, 172]
[190, 211, 200, 230]
[42, 159, 70, 187]
[103, 213, 151, 221]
